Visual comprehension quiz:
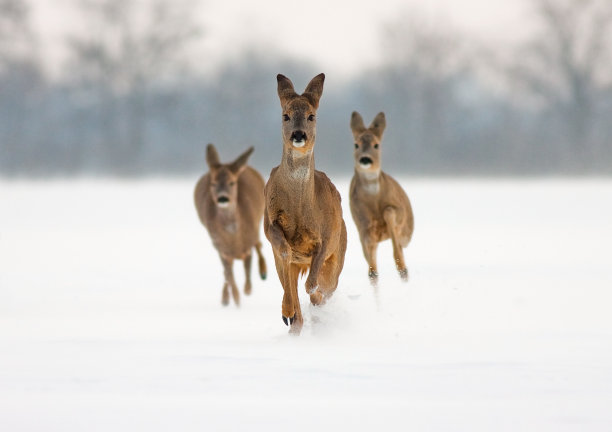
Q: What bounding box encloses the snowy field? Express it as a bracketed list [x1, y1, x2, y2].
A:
[1, 177, 611, 431]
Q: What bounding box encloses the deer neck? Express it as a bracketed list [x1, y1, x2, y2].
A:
[215, 203, 239, 234]
[279, 147, 316, 201]
[355, 168, 381, 195]
[281, 147, 315, 182]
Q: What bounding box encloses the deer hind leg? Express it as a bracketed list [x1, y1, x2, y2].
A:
[383, 207, 408, 282]
[221, 282, 230, 306]
[221, 255, 240, 306]
[255, 241, 267, 280]
[360, 234, 379, 287]
[243, 252, 252, 295]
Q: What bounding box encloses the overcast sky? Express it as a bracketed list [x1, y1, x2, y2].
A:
[30, 0, 532, 79]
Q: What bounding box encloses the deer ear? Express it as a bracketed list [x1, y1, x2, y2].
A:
[350, 111, 366, 139]
[206, 143, 221, 169]
[229, 146, 254, 175]
[369, 112, 386, 139]
[303, 73, 325, 109]
[277, 74, 297, 106]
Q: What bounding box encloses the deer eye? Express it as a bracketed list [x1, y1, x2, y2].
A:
[374, 144, 379, 149]
[354, 143, 359, 149]
[229, 181, 236, 186]
[283, 114, 290, 121]
[308, 114, 315, 121]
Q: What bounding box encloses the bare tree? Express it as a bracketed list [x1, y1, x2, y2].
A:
[381, 13, 469, 80]
[509, 0, 612, 168]
[66, 0, 202, 173]
[0, 0, 44, 175]
[376, 12, 473, 171]
[0, 0, 33, 67]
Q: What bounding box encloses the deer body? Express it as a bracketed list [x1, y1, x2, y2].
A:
[194, 144, 267, 306]
[349, 111, 414, 285]
[264, 73, 347, 335]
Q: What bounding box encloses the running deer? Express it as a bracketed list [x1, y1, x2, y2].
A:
[349, 111, 414, 286]
[194, 144, 267, 306]
[264, 73, 347, 335]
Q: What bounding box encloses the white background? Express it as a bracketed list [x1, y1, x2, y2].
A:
[1, 177, 611, 430]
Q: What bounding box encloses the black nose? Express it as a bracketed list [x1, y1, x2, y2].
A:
[291, 130, 307, 142]
[359, 157, 373, 165]
[217, 196, 229, 204]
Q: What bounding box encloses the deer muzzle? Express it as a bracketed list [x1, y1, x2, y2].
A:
[291, 130, 307, 148]
[359, 156, 373, 168]
[216, 196, 230, 208]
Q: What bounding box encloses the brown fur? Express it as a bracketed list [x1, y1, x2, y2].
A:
[349, 111, 414, 286]
[264, 73, 347, 335]
[194, 144, 267, 306]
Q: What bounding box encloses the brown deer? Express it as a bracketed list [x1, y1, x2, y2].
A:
[349, 111, 414, 286]
[264, 73, 347, 335]
[194, 144, 267, 306]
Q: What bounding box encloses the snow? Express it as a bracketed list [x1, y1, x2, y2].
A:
[1, 178, 611, 431]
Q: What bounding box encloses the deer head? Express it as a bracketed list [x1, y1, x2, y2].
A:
[350, 111, 386, 174]
[277, 73, 325, 157]
[206, 143, 254, 208]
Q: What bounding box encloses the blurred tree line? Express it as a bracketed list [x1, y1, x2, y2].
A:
[1, 0, 611, 177]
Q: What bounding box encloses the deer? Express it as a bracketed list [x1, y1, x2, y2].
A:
[349, 111, 414, 287]
[264, 73, 347, 335]
[194, 144, 267, 306]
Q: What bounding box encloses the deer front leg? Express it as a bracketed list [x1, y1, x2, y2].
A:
[287, 263, 303, 335]
[304, 241, 328, 304]
[278, 258, 303, 335]
[243, 252, 252, 295]
[220, 255, 240, 306]
[360, 234, 379, 287]
[273, 251, 294, 326]
[383, 206, 408, 281]
[264, 219, 290, 259]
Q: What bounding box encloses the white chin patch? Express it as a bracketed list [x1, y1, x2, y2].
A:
[292, 140, 306, 148]
[217, 202, 230, 208]
[359, 162, 372, 169]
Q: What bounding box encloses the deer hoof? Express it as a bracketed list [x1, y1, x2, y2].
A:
[305, 280, 318, 295]
[260, 272, 267, 280]
[282, 315, 295, 326]
[369, 270, 379, 287]
[399, 268, 408, 282]
[288, 318, 303, 336]
[222, 292, 230, 306]
[309, 291, 323, 306]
